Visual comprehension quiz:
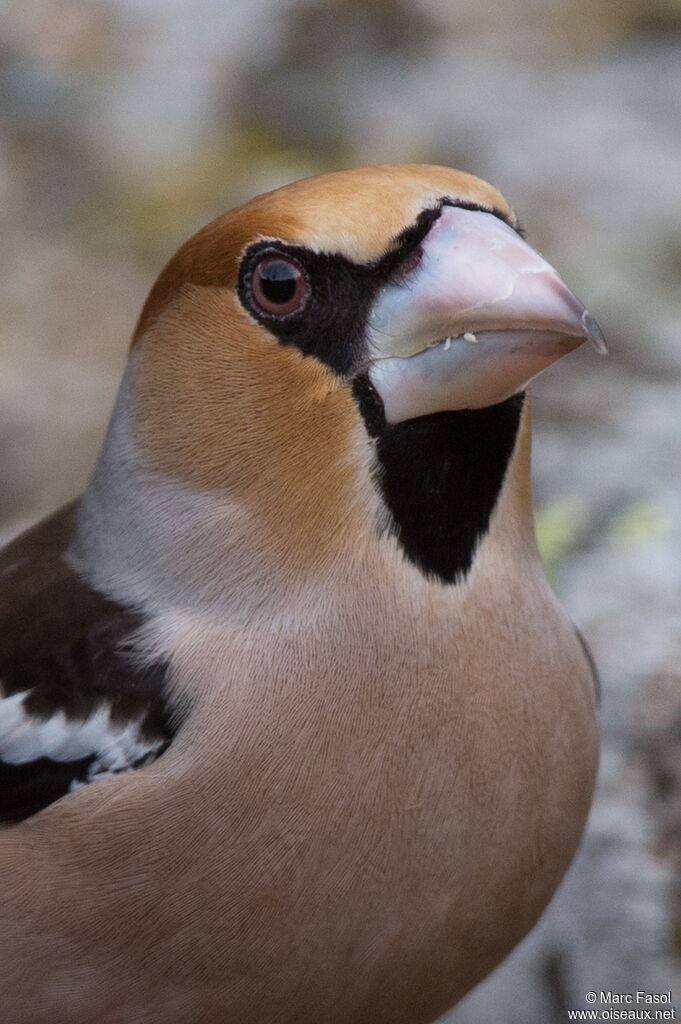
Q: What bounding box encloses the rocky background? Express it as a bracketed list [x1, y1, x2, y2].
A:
[1, 1, 680, 1019]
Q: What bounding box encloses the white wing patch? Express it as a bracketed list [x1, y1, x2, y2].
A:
[0, 687, 163, 783]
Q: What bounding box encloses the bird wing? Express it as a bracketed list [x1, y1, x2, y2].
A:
[0, 504, 174, 823]
[573, 624, 601, 705]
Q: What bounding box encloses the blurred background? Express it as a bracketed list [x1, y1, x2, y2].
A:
[1, 0, 680, 1019]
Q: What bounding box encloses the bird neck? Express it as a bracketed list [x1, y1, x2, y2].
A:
[71, 362, 382, 620]
[71, 365, 536, 623]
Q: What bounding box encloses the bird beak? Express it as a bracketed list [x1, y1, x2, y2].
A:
[366, 206, 606, 424]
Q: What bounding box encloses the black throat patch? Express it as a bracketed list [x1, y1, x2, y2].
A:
[355, 382, 525, 584]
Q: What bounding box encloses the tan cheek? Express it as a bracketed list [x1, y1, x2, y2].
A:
[131, 286, 371, 542]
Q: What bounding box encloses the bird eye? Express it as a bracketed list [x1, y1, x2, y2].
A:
[251, 255, 309, 316]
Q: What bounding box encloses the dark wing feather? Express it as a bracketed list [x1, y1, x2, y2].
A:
[573, 624, 601, 705]
[0, 503, 175, 823]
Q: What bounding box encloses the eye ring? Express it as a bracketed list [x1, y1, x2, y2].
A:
[250, 253, 310, 317]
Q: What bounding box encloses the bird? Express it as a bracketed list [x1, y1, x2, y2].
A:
[0, 164, 602, 1024]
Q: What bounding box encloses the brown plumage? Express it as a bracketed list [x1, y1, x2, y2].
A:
[0, 165, 600, 1023]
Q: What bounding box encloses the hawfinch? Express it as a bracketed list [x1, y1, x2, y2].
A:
[0, 165, 602, 1023]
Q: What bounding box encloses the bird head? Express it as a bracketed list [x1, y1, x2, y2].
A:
[120, 165, 603, 588]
